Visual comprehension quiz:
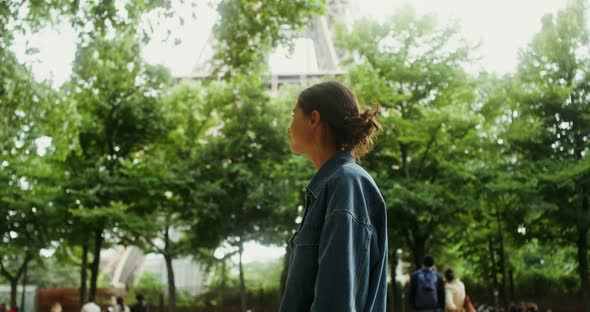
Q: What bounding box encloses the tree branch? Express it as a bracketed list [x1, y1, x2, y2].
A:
[0, 258, 15, 282]
[15, 253, 33, 280]
[418, 123, 442, 175]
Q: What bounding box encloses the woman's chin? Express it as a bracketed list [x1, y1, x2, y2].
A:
[290, 143, 303, 155]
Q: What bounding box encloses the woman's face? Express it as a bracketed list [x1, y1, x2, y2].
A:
[288, 104, 313, 155]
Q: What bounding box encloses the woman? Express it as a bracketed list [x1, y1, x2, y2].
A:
[113, 297, 130, 312]
[279, 81, 388, 311]
[444, 268, 466, 312]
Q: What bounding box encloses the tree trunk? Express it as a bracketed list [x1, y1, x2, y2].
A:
[163, 221, 177, 312]
[258, 285, 264, 309]
[387, 284, 395, 312]
[164, 254, 177, 312]
[89, 228, 103, 300]
[0, 256, 30, 311]
[10, 278, 17, 310]
[495, 206, 507, 307]
[488, 236, 500, 312]
[488, 237, 498, 287]
[80, 241, 89, 304]
[509, 268, 515, 302]
[576, 226, 590, 312]
[239, 241, 247, 312]
[412, 235, 425, 271]
[220, 259, 227, 301]
[20, 257, 28, 311]
[388, 248, 397, 312]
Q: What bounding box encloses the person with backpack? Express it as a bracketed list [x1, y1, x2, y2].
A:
[131, 294, 149, 312]
[409, 255, 445, 311]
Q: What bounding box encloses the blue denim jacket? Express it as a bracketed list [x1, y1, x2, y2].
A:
[280, 152, 388, 312]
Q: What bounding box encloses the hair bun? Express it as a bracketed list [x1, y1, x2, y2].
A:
[341, 104, 382, 158]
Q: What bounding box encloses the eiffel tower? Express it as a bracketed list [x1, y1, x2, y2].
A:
[190, 0, 355, 93]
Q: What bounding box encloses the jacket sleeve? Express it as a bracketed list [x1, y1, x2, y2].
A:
[309, 210, 371, 312]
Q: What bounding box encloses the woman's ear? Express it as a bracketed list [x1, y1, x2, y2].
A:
[310, 110, 321, 127]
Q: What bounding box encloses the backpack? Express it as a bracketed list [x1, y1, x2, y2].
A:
[415, 269, 439, 309]
[131, 303, 149, 312]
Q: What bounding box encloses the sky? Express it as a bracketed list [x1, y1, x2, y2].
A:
[356, 0, 569, 72]
[12, 0, 572, 87]
[14, 0, 573, 263]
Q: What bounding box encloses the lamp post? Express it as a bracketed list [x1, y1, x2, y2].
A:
[493, 288, 500, 312]
[20, 260, 27, 312]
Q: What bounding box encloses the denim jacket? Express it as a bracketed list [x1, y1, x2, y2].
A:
[279, 152, 388, 312]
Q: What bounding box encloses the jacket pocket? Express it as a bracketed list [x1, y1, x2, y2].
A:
[292, 226, 321, 247]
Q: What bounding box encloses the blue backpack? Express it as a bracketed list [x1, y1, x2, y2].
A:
[415, 269, 439, 309]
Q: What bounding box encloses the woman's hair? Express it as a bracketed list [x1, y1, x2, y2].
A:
[297, 81, 382, 159]
[116, 297, 124, 308]
[444, 268, 455, 282]
[423, 255, 435, 267]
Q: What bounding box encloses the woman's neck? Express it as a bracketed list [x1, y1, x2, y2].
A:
[309, 146, 340, 170]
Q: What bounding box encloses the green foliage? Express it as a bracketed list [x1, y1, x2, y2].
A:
[192, 79, 293, 248]
[0, 7, 77, 307]
[133, 271, 164, 302]
[202, 258, 283, 307]
[512, 0, 590, 222]
[338, 4, 482, 268]
[506, 0, 590, 303]
[63, 26, 172, 231]
[2, 0, 590, 308]
[243, 259, 283, 291]
[24, 256, 79, 288]
[212, 0, 325, 76]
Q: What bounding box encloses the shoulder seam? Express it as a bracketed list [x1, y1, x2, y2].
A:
[326, 209, 378, 237]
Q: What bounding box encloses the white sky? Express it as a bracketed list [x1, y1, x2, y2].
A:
[356, 0, 569, 73]
[12, 0, 572, 87]
[218, 241, 286, 264]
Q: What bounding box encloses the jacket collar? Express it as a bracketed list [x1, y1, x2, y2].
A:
[303, 151, 355, 198]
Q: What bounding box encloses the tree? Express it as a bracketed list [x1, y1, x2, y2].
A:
[195, 78, 293, 312]
[0, 37, 72, 308]
[0, 157, 58, 309]
[1, 0, 191, 60]
[115, 80, 228, 312]
[65, 28, 170, 301]
[212, 0, 325, 76]
[0, 114, 66, 310]
[336, 6, 483, 309]
[510, 0, 590, 309]
[439, 73, 533, 306]
[0, 1, 65, 49]
[338, 3, 480, 265]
